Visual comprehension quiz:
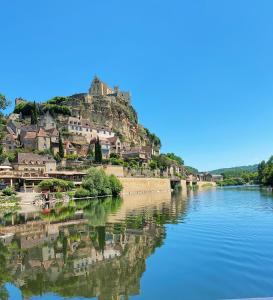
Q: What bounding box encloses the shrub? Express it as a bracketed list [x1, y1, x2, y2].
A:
[75, 188, 90, 198]
[65, 154, 78, 161]
[2, 187, 16, 196]
[110, 157, 124, 165]
[80, 168, 123, 197]
[38, 179, 75, 192]
[109, 174, 123, 196]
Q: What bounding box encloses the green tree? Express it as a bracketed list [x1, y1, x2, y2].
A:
[109, 174, 123, 196]
[87, 140, 94, 159]
[58, 132, 64, 159]
[79, 167, 122, 197]
[31, 101, 38, 124]
[38, 178, 75, 192]
[165, 153, 184, 165]
[0, 94, 9, 111]
[94, 138, 102, 163]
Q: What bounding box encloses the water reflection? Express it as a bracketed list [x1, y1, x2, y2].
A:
[0, 190, 189, 299]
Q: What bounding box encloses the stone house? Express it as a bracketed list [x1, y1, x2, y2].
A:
[95, 128, 115, 140]
[1, 128, 19, 152]
[197, 173, 223, 182]
[21, 131, 37, 150]
[107, 136, 122, 154]
[46, 128, 59, 154]
[65, 117, 94, 142]
[13, 153, 57, 174]
[39, 111, 56, 130]
[7, 120, 22, 138]
[37, 128, 51, 151]
[65, 116, 115, 143]
[122, 148, 148, 165]
[64, 141, 77, 156]
[20, 127, 51, 152]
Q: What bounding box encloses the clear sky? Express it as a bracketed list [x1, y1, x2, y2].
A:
[1, 0, 273, 171]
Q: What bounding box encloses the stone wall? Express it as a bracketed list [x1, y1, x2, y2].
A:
[197, 181, 217, 188]
[181, 180, 216, 189]
[96, 165, 124, 177]
[120, 177, 171, 195]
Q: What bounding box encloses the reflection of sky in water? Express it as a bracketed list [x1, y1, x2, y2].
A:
[2, 188, 273, 300]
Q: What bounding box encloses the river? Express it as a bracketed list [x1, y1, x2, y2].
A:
[1, 187, 273, 300]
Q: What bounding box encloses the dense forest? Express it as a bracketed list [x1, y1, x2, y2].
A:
[257, 156, 273, 187]
[211, 165, 259, 186]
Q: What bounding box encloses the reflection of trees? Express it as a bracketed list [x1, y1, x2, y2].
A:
[1, 192, 189, 299]
[0, 242, 10, 300]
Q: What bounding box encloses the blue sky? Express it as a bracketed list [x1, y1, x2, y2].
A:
[1, 0, 273, 171]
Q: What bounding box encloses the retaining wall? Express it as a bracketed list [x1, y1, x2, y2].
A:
[120, 177, 171, 194]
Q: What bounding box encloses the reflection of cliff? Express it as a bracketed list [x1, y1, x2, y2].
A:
[0, 192, 190, 299]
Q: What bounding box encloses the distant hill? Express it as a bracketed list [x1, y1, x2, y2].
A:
[209, 165, 258, 175]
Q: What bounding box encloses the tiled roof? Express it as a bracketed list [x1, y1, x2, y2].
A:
[16, 153, 56, 164]
[37, 128, 49, 137]
[24, 132, 37, 139]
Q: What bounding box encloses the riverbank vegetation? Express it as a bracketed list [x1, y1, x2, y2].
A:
[257, 156, 273, 187]
[75, 168, 122, 198]
[214, 166, 258, 186]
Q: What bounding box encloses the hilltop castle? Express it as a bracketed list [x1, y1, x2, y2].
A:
[85, 76, 131, 104]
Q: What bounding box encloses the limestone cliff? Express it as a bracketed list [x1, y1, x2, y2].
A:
[63, 76, 160, 149]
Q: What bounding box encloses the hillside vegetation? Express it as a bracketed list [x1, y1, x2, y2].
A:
[210, 165, 258, 176]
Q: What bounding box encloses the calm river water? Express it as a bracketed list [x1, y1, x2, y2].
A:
[1, 187, 273, 300]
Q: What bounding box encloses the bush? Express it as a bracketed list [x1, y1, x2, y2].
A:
[2, 187, 16, 196]
[110, 157, 124, 165]
[109, 174, 123, 196]
[80, 168, 122, 197]
[65, 154, 78, 161]
[38, 179, 75, 192]
[75, 188, 91, 198]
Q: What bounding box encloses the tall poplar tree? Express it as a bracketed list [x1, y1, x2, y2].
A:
[31, 101, 38, 125]
[58, 132, 64, 159]
[94, 137, 102, 163]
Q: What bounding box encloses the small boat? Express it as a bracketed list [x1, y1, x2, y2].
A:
[41, 208, 51, 214]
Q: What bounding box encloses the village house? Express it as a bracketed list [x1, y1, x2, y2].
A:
[63, 140, 77, 156]
[46, 127, 59, 154]
[122, 148, 149, 165]
[65, 116, 116, 143]
[66, 116, 94, 142]
[1, 130, 19, 152]
[39, 111, 56, 130]
[107, 136, 122, 154]
[89, 138, 111, 158]
[197, 173, 223, 182]
[36, 128, 51, 151]
[7, 120, 22, 138]
[20, 126, 51, 152]
[95, 127, 115, 140]
[13, 153, 57, 174]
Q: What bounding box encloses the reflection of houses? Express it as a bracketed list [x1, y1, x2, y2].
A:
[0, 204, 167, 300]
